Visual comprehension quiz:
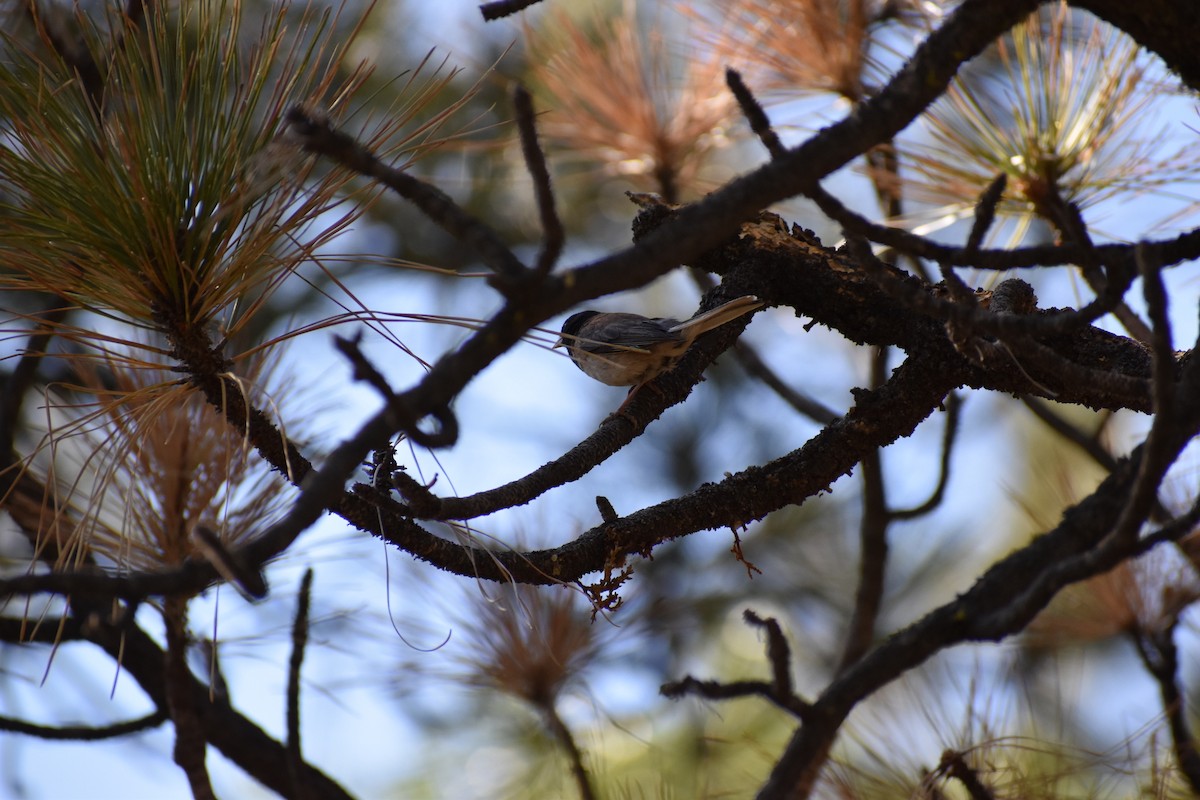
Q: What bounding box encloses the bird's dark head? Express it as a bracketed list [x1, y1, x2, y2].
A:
[555, 310, 601, 348]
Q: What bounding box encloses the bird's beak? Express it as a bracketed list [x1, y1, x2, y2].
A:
[552, 336, 565, 350]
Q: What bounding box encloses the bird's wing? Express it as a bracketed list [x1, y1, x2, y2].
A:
[575, 314, 683, 354]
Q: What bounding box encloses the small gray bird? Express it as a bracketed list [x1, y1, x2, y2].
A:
[554, 295, 762, 413]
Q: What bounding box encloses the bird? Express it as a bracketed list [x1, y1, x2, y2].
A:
[554, 295, 763, 415]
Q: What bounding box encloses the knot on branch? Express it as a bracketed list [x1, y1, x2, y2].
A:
[987, 278, 1037, 315]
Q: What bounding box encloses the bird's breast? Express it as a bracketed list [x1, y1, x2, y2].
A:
[570, 342, 689, 387]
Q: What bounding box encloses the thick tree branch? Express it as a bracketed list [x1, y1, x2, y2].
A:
[252, 0, 1043, 559]
[807, 183, 1200, 273]
[1, 0, 1186, 629]
[758, 343, 1200, 800]
[0, 339, 958, 600]
[3, 206, 1179, 603]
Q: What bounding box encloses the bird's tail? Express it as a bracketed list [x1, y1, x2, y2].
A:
[671, 295, 763, 336]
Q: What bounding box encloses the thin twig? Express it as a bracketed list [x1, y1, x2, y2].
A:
[807, 180, 1200, 273]
[890, 393, 961, 521]
[80, 613, 355, 799]
[0, 710, 167, 740]
[595, 495, 618, 523]
[285, 107, 528, 285]
[479, 0, 543, 21]
[939, 750, 996, 800]
[937, 174, 1007, 305]
[1130, 620, 1200, 793]
[287, 569, 315, 800]
[726, 68, 786, 158]
[691, 268, 839, 426]
[512, 85, 564, 273]
[163, 596, 216, 800]
[661, 676, 813, 719]
[733, 343, 840, 425]
[743, 610, 797, 701]
[838, 347, 890, 671]
[663, 611, 812, 720]
[1109, 243, 1177, 543]
[1023, 397, 1117, 469]
[1022, 397, 1173, 523]
[540, 703, 596, 800]
[964, 173, 1007, 254]
[1046, 190, 1153, 344]
[0, 304, 70, 470]
[332, 332, 459, 448]
[191, 525, 267, 600]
